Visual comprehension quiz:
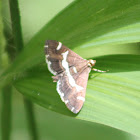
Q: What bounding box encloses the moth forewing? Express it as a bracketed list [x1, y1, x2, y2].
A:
[45, 40, 96, 114]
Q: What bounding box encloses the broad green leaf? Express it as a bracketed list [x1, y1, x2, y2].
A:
[78, 23, 140, 49]
[14, 54, 140, 137]
[2, 91, 139, 140]
[74, 43, 140, 59]
[1, 0, 140, 137]
[1, 0, 140, 77]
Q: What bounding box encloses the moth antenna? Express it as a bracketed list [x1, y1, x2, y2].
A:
[92, 68, 109, 73]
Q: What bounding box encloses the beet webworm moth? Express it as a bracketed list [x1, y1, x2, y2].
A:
[44, 40, 105, 114]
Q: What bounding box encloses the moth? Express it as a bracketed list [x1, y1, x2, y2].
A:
[44, 40, 105, 114]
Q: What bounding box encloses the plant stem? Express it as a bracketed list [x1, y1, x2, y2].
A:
[24, 99, 39, 140]
[0, 1, 12, 140]
[1, 85, 12, 140]
[9, 0, 39, 139]
[9, 0, 24, 53]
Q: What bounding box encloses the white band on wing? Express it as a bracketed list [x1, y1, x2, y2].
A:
[61, 51, 83, 92]
[56, 42, 62, 50]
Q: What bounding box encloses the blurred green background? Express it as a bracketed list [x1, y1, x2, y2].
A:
[0, 0, 140, 140]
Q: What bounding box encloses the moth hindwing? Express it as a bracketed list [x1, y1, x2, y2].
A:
[44, 40, 96, 114]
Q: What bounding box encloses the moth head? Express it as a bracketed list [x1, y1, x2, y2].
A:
[88, 59, 96, 67]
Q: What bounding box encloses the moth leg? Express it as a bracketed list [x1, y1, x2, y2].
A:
[92, 68, 108, 73]
[52, 72, 65, 82]
[52, 75, 59, 82]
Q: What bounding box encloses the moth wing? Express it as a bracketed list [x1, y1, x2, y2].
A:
[45, 40, 90, 113]
[56, 65, 91, 114]
[44, 40, 86, 75]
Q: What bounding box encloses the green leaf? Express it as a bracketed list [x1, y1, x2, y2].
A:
[14, 54, 140, 137]
[1, 0, 140, 137]
[5, 90, 139, 140]
[2, 0, 140, 77]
